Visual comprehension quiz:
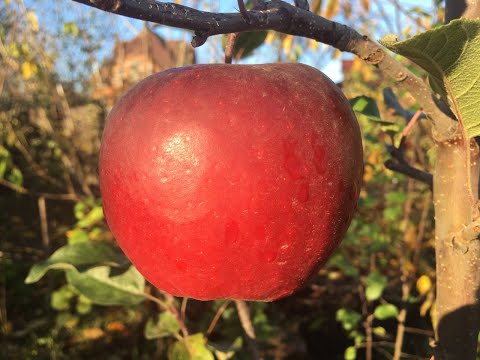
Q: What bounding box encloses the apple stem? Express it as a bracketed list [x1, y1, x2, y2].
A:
[234, 300, 262, 359]
[224, 32, 239, 64]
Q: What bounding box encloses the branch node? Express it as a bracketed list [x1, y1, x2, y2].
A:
[395, 71, 408, 82]
[192, 33, 208, 47]
[363, 48, 384, 65]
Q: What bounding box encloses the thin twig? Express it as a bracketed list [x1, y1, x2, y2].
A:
[365, 314, 374, 360]
[37, 197, 50, 253]
[72, 0, 456, 140]
[399, 109, 423, 150]
[206, 300, 231, 337]
[0, 178, 78, 201]
[404, 326, 435, 337]
[237, 0, 250, 22]
[384, 159, 433, 189]
[234, 300, 261, 360]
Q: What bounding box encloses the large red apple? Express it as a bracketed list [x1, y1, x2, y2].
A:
[99, 63, 363, 301]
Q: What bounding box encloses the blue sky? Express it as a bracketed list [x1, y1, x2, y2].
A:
[25, 0, 437, 84]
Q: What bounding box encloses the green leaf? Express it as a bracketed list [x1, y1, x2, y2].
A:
[0, 159, 7, 179]
[327, 253, 359, 277]
[336, 308, 362, 332]
[145, 312, 181, 339]
[365, 271, 388, 301]
[25, 242, 127, 284]
[67, 229, 89, 244]
[55, 312, 79, 328]
[374, 304, 399, 320]
[51, 285, 75, 311]
[373, 326, 387, 337]
[210, 337, 243, 360]
[76, 294, 93, 314]
[0, 146, 10, 179]
[63, 22, 79, 37]
[169, 333, 214, 360]
[77, 206, 104, 228]
[383, 207, 402, 222]
[344, 346, 357, 360]
[380, 19, 480, 138]
[233, 31, 268, 59]
[385, 191, 408, 205]
[66, 265, 145, 306]
[350, 96, 381, 121]
[7, 167, 23, 186]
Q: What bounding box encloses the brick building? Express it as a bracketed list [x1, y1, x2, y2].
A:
[92, 27, 195, 106]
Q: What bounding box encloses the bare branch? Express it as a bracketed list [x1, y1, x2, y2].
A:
[384, 159, 433, 189]
[0, 178, 78, 201]
[72, 0, 456, 140]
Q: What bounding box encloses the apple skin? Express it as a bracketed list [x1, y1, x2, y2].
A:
[99, 63, 363, 301]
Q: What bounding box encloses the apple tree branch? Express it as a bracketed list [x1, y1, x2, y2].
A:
[72, 0, 456, 140]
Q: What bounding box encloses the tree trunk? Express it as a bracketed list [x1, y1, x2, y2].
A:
[433, 2, 480, 359]
[433, 139, 480, 359]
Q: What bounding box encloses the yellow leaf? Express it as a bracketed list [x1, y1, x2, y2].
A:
[402, 260, 415, 276]
[363, 165, 374, 183]
[403, 25, 412, 37]
[361, 0, 369, 12]
[311, 0, 323, 13]
[265, 31, 276, 45]
[65, 318, 79, 329]
[367, 149, 381, 165]
[282, 35, 294, 55]
[323, 0, 339, 18]
[308, 39, 319, 50]
[416, 275, 432, 296]
[342, 0, 352, 20]
[106, 321, 127, 332]
[27, 11, 39, 32]
[21, 62, 38, 80]
[351, 57, 363, 73]
[81, 327, 104, 340]
[362, 65, 374, 82]
[7, 43, 20, 58]
[420, 291, 434, 317]
[404, 226, 417, 248]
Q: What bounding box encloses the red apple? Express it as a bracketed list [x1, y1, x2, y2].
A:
[99, 63, 363, 301]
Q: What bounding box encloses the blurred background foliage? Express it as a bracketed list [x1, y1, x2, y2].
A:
[2, 0, 474, 359]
